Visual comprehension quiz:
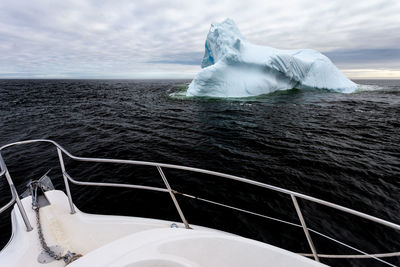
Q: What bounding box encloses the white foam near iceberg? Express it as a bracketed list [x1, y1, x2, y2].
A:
[187, 19, 357, 97]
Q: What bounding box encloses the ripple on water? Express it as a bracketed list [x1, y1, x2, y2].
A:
[0, 79, 399, 266]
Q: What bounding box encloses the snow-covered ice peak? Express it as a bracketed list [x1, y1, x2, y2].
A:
[201, 18, 245, 68]
[188, 18, 357, 97]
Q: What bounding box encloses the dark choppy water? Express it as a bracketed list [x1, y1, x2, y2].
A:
[0, 79, 399, 266]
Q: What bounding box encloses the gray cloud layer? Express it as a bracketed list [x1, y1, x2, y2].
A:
[0, 0, 399, 78]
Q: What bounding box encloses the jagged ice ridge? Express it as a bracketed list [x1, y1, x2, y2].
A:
[187, 19, 357, 97]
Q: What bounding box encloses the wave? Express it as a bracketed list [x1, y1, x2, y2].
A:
[355, 83, 386, 92]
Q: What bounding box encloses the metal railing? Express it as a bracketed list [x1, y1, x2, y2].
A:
[0, 139, 399, 266]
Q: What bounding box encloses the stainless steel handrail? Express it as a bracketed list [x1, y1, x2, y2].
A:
[0, 198, 15, 214]
[64, 172, 169, 193]
[291, 194, 319, 262]
[0, 139, 399, 265]
[0, 161, 15, 214]
[0, 152, 32, 231]
[2, 139, 399, 231]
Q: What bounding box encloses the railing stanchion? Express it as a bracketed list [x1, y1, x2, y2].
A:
[0, 153, 33, 231]
[291, 194, 319, 262]
[157, 166, 191, 229]
[11, 183, 33, 231]
[57, 148, 76, 214]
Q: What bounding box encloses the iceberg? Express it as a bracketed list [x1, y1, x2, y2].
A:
[187, 19, 357, 97]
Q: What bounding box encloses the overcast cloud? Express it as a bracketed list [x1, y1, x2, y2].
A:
[0, 0, 399, 78]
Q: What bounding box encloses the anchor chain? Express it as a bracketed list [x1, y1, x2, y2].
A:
[28, 173, 82, 265]
[34, 206, 82, 264]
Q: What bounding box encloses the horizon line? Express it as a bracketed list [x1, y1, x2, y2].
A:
[1, 77, 400, 80]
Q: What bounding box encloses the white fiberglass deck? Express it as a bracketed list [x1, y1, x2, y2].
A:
[1, 190, 326, 267]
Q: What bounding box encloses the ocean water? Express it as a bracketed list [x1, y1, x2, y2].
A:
[0, 79, 399, 266]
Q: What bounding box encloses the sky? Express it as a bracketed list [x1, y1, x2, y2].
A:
[0, 0, 399, 79]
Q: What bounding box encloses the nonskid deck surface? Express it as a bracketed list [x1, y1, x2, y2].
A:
[0, 190, 326, 267]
